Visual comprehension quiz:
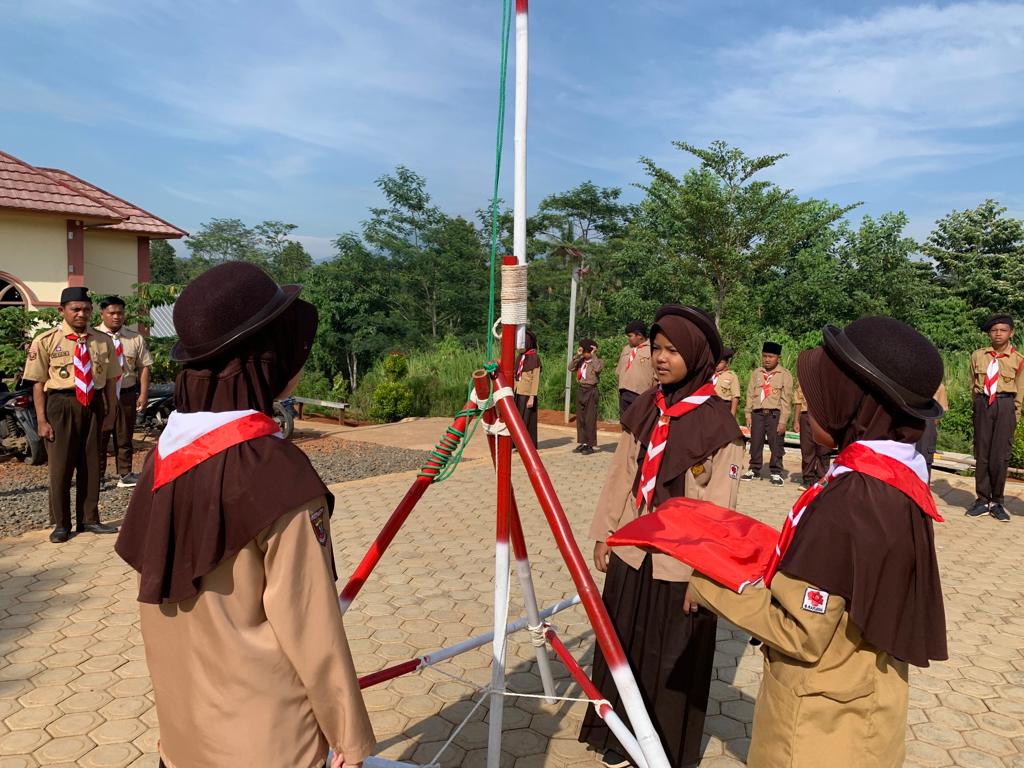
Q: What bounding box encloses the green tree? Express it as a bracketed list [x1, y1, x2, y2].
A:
[148, 239, 184, 284]
[184, 218, 263, 276]
[271, 240, 313, 284]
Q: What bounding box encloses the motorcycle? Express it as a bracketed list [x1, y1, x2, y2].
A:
[0, 383, 46, 465]
[137, 383, 296, 441]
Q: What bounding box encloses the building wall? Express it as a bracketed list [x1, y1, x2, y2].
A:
[0, 211, 68, 306]
[84, 229, 138, 297]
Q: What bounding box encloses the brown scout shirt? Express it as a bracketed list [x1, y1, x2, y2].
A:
[514, 366, 540, 397]
[570, 353, 603, 387]
[971, 346, 1024, 416]
[96, 323, 153, 388]
[141, 496, 376, 768]
[934, 382, 948, 412]
[691, 572, 909, 768]
[589, 432, 744, 581]
[23, 321, 117, 391]
[745, 365, 794, 424]
[713, 369, 741, 402]
[615, 342, 657, 395]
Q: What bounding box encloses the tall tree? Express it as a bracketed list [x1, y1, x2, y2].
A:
[148, 239, 183, 284]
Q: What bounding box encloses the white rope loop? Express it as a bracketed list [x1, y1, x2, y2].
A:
[500, 263, 528, 325]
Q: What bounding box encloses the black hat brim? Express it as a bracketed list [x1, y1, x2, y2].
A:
[652, 305, 723, 362]
[171, 284, 302, 364]
[822, 325, 944, 420]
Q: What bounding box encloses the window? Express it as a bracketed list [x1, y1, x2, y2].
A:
[0, 277, 27, 308]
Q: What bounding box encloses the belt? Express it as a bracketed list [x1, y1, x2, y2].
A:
[754, 408, 781, 414]
[120, 384, 138, 392]
[978, 392, 1015, 399]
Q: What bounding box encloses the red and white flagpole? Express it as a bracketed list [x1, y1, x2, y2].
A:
[512, 0, 528, 349]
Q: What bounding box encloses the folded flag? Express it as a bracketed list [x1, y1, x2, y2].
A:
[607, 497, 779, 593]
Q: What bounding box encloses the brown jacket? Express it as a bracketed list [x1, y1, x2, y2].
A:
[514, 366, 540, 396]
[96, 323, 153, 388]
[141, 496, 375, 768]
[971, 347, 1024, 415]
[745, 366, 794, 424]
[589, 432, 743, 581]
[690, 572, 909, 768]
[570, 353, 603, 387]
[615, 342, 657, 395]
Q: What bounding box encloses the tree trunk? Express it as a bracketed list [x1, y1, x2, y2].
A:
[347, 351, 359, 392]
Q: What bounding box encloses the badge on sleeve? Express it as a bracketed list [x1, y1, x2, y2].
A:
[28, 345, 38, 361]
[802, 587, 829, 614]
[308, 506, 328, 547]
[729, 464, 739, 480]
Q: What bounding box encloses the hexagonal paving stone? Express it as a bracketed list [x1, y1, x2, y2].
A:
[4, 705, 62, 731]
[948, 747, 1007, 768]
[912, 722, 967, 750]
[0, 727, 50, 755]
[57, 691, 112, 714]
[903, 739, 954, 767]
[46, 711, 105, 738]
[78, 742, 143, 768]
[32, 734, 93, 763]
[88, 719, 147, 746]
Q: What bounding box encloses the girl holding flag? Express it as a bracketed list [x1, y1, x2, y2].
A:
[581, 305, 743, 768]
[685, 316, 948, 768]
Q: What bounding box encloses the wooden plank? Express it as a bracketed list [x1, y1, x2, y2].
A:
[292, 396, 349, 410]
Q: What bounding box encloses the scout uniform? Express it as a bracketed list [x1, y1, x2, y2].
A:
[713, 354, 741, 413]
[916, 383, 948, 474]
[24, 298, 117, 539]
[793, 381, 830, 487]
[969, 327, 1024, 520]
[569, 340, 603, 453]
[744, 346, 793, 483]
[96, 320, 153, 483]
[513, 333, 541, 447]
[615, 338, 656, 420]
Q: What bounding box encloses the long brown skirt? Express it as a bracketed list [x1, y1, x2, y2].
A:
[578, 553, 717, 767]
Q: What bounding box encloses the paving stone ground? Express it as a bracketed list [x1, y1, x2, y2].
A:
[1, 419, 1023, 767]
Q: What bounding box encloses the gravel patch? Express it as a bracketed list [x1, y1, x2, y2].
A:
[0, 429, 431, 540]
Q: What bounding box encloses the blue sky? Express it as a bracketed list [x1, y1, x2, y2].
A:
[2, 0, 1021, 261]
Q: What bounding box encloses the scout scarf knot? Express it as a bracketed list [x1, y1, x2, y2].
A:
[106, 331, 125, 397]
[764, 439, 941, 586]
[985, 348, 1012, 405]
[576, 359, 589, 382]
[760, 369, 777, 404]
[153, 410, 281, 490]
[67, 333, 93, 406]
[636, 382, 718, 510]
[626, 341, 647, 371]
[515, 348, 536, 379]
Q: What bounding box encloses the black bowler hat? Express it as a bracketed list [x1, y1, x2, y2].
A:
[651, 305, 723, 362]
[762, 341, 782, 355]
[822, 317, 944, 419]
[60, 286, 90, 305]
[171, 262, 302, 363]
[982, 314, 1014, 331]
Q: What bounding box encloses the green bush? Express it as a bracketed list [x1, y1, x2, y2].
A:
[382, 353, 409, 380]
[1012, 418, 1024, 470]
[369, 380, 415, 423]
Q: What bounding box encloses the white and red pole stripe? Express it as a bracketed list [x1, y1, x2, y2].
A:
[512, 0, 528, 349]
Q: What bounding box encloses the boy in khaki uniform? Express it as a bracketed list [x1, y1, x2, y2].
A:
[793, 381, 831, 489]
[24, 287, 119, 543]
[569, 338, 603, 455]
[743, 341, 793, 486]
[916, 383, 948, 477]
[615, 320, 657, 419]
[713, 347, 741, 416]
[968, 314, 1024, 522]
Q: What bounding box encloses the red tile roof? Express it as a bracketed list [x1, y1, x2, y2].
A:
[39, 168, 187, 239]
[0, 150, 121, 222]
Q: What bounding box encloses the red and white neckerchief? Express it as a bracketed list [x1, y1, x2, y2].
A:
[516, 349, 536, 380]
[760, 369, 777, 404]
[626, 342, 647, 371]
[577, 359, 589, 383]
[763, 440, 943, 586]
[68, 333, 93, 406]
[635, 382, 718, 510]
[984, 348, 1013, 405]
[152, 410, 281, 491]
[102, 329, 125, 398]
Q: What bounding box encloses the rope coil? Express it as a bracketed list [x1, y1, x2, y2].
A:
[500, 263, 528, 325]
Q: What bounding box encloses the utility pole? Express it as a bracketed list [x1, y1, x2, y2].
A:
[563, 254, 586, 424]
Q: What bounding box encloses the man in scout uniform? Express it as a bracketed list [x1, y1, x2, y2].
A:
[96, 296, 153, 488]
[24, 287, 119, 542]
[570, 338, 603, 455]
[615, 320, 657, 420]
[742, 341, 793, 486]
[713, 347, 741, 417]
[792, 379, 830, 489]
[969, 314, 1023, 522]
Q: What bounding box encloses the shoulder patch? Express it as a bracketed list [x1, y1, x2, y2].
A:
[729, 463, 739, 480]
[308, 506, 328, 546]
[802, 586, 829, 614]
[27, 345, 38, 361]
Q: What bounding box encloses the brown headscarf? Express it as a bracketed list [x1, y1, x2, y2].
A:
[515, 330, 541, 377]
[116, 299, 334, 604]
[779, 345, 947, 666]
[621, 314, 742, 508]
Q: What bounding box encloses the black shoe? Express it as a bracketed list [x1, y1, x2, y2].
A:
[966, 499, 990, 517]
[741, 470, 757, 481]
[117, 473, 139, 488]
[581, 445, 595, 455]
[990, 503, 1011, 522]
[573, 444, 585, 453]
[770, 474, 785, 487]
[601, 749, 631, 768]
[77, 522, 118, 534]
[49, 528, 70, 543]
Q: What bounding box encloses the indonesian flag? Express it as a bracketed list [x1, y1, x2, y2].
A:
[153, 410, 281, 491]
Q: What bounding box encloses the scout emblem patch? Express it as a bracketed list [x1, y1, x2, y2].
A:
[802, 587, 829, 614]
[729, 464, 739, 479]
[690, 463, 706, 477]
[58, 365, 70, 379]
[309, 506, 328, 547]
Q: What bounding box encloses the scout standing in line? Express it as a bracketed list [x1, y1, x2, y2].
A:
[712, 346, 741, 416]
[569, 338, 603, 455]
[24, 287, 119, 543]
[116, 263, 374, 768]
[792, 380, 831, 489]
[743, 341, 793, 486]
[581, 305, 743, 768]
[917, 382, 948, 477]
[615, 320, 657, 420]
[968, 314, 1023, 521]
[513, 330, 541, 448]
[685, 317, 947, 768]
[96, 295, 153, 488]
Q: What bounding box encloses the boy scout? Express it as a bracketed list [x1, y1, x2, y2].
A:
[24, 287, 119, 542]
[713, 347, 741, 416]
[569, 339, 603, 455]
[615, 320, 656, 419]
[743, 341, 793, 486]
[96, 296, 153, 487]
[969, 314, 1024, 522]
[792, 380, 830, 489]
[917, 383, 948, 477]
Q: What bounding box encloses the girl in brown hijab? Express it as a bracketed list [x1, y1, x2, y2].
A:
[581, 305, 743, 768]
[686, 316, 947, 768]
[116, 263, 374, 768]
[514, 330, 541, 447]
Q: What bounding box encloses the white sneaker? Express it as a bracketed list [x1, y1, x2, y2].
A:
[770, 474, 784, 486]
